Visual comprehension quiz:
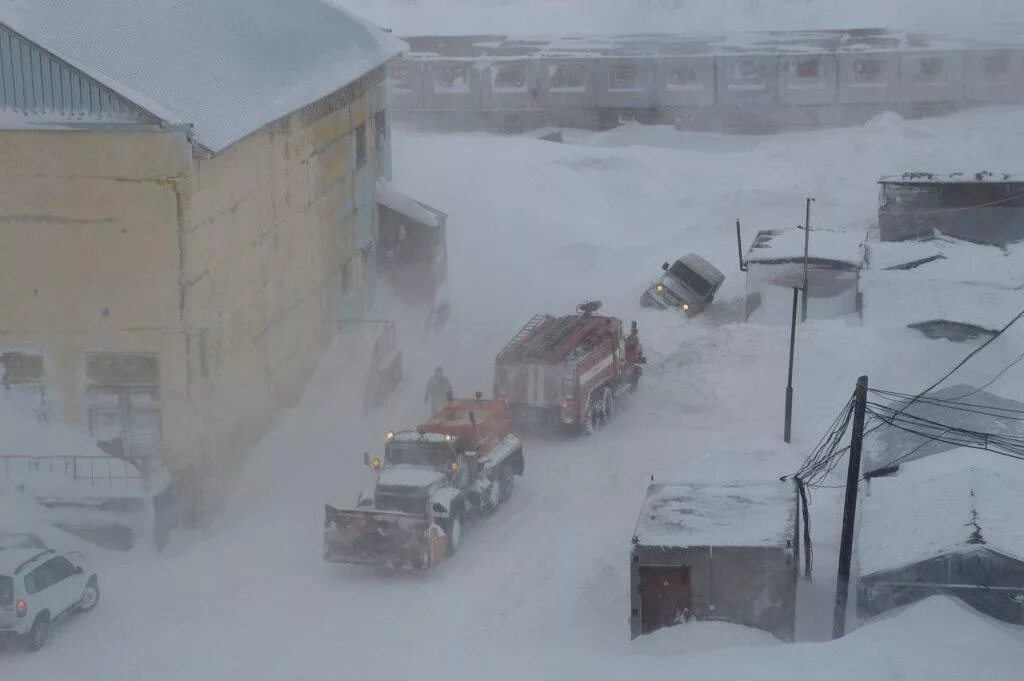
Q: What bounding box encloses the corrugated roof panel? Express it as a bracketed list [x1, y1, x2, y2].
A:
[0, 0, 406, 153]
[0, 22, 151, 122]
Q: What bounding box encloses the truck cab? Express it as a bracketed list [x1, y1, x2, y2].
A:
[640, 253, 725, 316]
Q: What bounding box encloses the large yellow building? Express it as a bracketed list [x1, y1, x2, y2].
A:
[0, 1, 407, 521]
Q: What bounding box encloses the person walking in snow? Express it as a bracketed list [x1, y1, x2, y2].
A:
[425, 366, 453, 416]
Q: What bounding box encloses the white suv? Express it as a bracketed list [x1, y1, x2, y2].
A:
[0, 548, 99, 651]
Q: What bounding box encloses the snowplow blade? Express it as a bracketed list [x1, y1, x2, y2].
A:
[323, 505, 439, 570]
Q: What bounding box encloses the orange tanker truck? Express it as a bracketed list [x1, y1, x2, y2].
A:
[323, 395, 524, 571]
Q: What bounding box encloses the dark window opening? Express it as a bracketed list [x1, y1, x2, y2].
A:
[374, 110, 387, 150]
[495, 64, 526, 89]
[85, 352, 161, 461]
[550, 64, 585, 89]
[796, 59, 820, 79]
[668, 66, 698, 86]
[434, 65, 468, 88]
[983, 53, 1010, 76]
[852, 59, 884, 82]
[918, 57, 944, 79]
[355, 123, 367, 168]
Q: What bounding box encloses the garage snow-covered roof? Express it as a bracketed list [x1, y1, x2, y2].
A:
[0, 0, 406, 153]
[858, 450, 1024, 577]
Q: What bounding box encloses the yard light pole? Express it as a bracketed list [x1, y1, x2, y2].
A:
[783, 286, 799, 443]
[801, 197, 814, 322]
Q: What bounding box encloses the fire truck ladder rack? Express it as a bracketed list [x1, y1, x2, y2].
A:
[522, 315, 582, 359]
[498, 314, 548, 359]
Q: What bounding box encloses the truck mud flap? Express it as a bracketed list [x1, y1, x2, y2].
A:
[323, 505, 440, 570]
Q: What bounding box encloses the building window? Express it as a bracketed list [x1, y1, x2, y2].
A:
[433, 64, 470, 93]
[852, 58, 884, 82]
[0, 351, 47, 421]
[389, 64, 413, 93]
[983, 52, 1010, 77]
[85, 352, 162, 461]
[494, 64, 526, 89]
[668, 66, 698, 87]
[549, 64, 586, 91]
[917, 57, 945, 80]
[355, 123, 366, 168]
[733, 59, 764, 82]
[795, 58, 820, 79]
[610, 64, 638, 90]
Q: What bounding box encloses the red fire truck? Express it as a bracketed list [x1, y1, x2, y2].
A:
[493, 301, 645, 433]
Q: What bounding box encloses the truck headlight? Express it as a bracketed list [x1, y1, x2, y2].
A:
[656, 284, 664, 293]
[682, 303, 690, 311]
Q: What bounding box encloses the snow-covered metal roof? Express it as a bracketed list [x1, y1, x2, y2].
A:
[0, 0, 406, 153]
[377, 178, 447, 229]
[747, 228, 864, 268]
[879, 171, 1024, 185]
[633, 480, 795, 549]
[858, 449, 1024, 576]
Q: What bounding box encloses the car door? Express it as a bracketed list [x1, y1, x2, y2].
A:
[42, 557, 79, 614]
[25, 562, 55, 616]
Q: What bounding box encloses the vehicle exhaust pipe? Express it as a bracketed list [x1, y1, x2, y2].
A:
[736, 219, 748, 272]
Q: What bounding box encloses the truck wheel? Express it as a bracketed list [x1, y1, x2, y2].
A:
[499, 467, 515, 504]
[445, 513, 462, 556]
[628, 366, 642, 394]
[601, 387, 614, 425]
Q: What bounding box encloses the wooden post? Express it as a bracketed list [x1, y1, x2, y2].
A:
[833, 375, 868, 638]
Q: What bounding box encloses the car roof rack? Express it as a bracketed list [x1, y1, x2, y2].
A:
[14, 549, 55, 575]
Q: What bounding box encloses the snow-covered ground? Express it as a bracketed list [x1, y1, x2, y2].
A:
[331, 0, 1024, 38]
[5, 103, 1024, 677]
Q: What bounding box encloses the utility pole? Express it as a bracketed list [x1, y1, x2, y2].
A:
[833, 375, 868, 639]
[783, 287, 799, 443]
[801, 197, 814, 322]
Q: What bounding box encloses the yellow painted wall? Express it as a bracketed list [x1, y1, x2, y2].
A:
[179, 73, 385, 502]
[0, 69, 390, 520]
[0, 128, 192, 460]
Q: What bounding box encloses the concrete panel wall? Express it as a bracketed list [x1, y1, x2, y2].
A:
[900, 51, 965, 103]
[388, 60, 425, 110]
[964, 49, 1024, 103]
[180, 72, 385, 497]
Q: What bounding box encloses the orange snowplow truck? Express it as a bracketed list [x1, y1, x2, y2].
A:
[324, 395, 524, 571]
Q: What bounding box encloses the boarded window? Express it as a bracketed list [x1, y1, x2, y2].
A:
[355, 123, 367, 168]
[495, 64, 526, 89]
[983, 52, 1010, 76]
[85, 353, 161, 459]
[0, 351, 47, 421]
[796, 59, 820, 79]
[549, 64, 585, 90]
[852, 58, 884, 82]
[668, 66, 698, 87]
[610, 64, 638, 90]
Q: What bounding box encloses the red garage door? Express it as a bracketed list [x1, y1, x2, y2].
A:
[639, 565, 692, 635]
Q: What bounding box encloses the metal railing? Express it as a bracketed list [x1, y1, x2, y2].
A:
[0, 443, 164, 492]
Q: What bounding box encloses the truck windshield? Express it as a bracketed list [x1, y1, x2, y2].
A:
[668, 261, 713, 297]
[386, 441, 453, 468]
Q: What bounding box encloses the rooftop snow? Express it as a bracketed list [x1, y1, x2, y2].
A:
[864, 385, 1024, 471]
[879, 171, 1024, 185]
[861, 271, 1020, 332]
[634, 480, 795, 549]
[0, 0, 406, 153]
[747, 227, 864, 267]
[377, 178, 447, 229]
[858, 449, 1024, 576]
